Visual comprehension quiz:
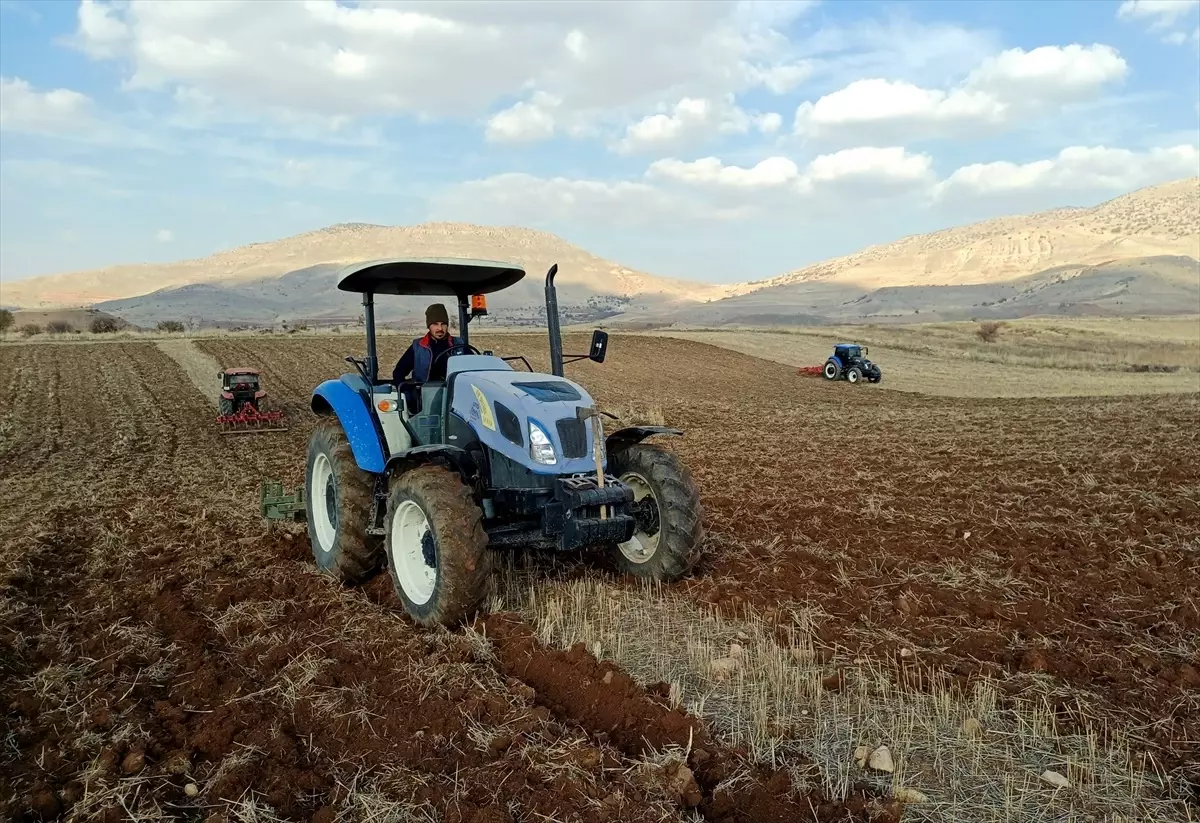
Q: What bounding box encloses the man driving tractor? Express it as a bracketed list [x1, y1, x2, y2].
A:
[392, 302, 465, 384]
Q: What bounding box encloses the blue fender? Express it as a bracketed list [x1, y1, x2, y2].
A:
[827, 355, 843, 368]
[310, 378, 386, 473]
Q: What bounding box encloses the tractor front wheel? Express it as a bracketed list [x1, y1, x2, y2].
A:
[384, 465, 492, 628]
[608, 444, 703, 582]
[305, 418, 383, 584]
[846, 366, 862, 384]
[823, 360, 840, 380]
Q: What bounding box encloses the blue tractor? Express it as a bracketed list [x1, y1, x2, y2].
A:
[292, 258, 703, 627]
[822, 342, 882, 384]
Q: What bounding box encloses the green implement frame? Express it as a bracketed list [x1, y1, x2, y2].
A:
[260, 480, 306, 521]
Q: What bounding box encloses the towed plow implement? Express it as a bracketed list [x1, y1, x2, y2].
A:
[217, 366, 288, 433]
[217, 404, 288, 434]
[260, 480, 306, 520]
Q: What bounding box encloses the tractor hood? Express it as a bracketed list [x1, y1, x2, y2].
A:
[450, 370, 602, 476]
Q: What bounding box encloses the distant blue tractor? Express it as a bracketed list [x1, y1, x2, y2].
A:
[823, 343, 882, 384]
[287, 258, 703, 627]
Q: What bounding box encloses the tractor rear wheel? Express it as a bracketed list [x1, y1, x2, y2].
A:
[305, 418, 383, 585]
[219, 398, 233, 415]
[823, 360, 840, 380]
[384, 464, 492, 628]
[607, 444, 703, 582]
[846, 366, 862, 384]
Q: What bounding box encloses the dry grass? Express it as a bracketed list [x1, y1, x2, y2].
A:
[490, 564, 1195, 823]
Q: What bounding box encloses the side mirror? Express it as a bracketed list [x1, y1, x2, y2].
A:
[589, 329, 608, 363]
[863, 346, 868, 356]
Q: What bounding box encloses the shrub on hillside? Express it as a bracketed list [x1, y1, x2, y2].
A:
[156, 320, 186, 333]
[46, 321, 73, 334]
[19, 324, 42, 337]
[90, 317, 120, 334]
[976, 321, 1006, 343]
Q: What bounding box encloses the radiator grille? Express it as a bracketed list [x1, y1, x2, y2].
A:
[556, 418, 588, 458]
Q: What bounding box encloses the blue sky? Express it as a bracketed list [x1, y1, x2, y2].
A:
[1, 0, 1197, 288]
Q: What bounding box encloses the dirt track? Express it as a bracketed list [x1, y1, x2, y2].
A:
[2, 334, 1197, 821]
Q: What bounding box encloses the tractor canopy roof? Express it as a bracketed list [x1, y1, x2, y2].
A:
[834, 343, 861, 350]
[224, 367, 261, 375]
[336, 257, 525, 297]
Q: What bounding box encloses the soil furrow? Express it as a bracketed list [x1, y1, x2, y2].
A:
[478, 612, 892, 823]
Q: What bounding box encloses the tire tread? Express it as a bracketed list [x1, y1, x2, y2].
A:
[386, 464, 491, 627]
[306, 417, 383, 585]
[609, 444, 703, 581]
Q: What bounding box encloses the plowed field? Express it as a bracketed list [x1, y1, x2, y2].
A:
[2, 333, 1197, 823]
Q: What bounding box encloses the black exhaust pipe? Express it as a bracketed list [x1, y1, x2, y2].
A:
[362, 291, 378, 381]
[544, 263, 563, 377]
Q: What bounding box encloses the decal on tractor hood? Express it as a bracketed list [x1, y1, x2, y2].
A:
[471, 384, 496, 431]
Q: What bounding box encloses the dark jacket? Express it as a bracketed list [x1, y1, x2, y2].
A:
[392, 332, 464, 383]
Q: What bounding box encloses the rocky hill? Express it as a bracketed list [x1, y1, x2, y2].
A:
[646, 255, 1200, 327]
[1, 222, 731, 313]
[724, 177, 1200, 296]
[2, 177, 1196, 327]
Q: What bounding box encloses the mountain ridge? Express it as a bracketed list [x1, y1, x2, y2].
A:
[2, 177, 1197, 327]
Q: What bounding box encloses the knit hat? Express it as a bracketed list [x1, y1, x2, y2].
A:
[425, 303, 449, 327]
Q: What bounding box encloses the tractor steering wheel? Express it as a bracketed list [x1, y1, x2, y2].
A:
[430, 343, 481, 375]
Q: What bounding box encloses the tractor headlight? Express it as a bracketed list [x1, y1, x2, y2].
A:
[529, 421, 557, 465]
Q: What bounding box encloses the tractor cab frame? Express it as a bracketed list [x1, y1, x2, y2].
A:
[328, 258, 614, 460]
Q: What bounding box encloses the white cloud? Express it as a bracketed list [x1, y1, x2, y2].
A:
[155, 229, 174, 243]
[756, 112, 783, 134]
[71, 0, 816, 139]
[427, 172, 725, 227]
[791, 18, 1004, 92]
[612, 96, 781, 154]
[649, 146, 934, 195]
[793, 79, 1006, 140]
[433, 139, 1197, 232]
[74, 0, 130, 58]
[793, 44, 1128, 144]
[648, 156, 802, 188]
[1118, 0, 1198, 27]
[934, 144, 1200, 200]
[1118, 0, 1200, 44]
[805, 146, 934, 187]
[0, 76, 94, 135]
[742, 61, 813, 94]
[485, 93, 562, 143]
[965, 44, 1128, 102]
[436, 145, 937, 229]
